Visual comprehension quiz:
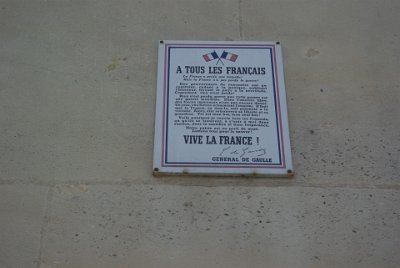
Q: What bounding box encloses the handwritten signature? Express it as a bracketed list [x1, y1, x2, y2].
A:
[219, 146, 267, 157]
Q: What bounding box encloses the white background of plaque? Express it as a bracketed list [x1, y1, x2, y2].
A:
[153, 41, 292, 176]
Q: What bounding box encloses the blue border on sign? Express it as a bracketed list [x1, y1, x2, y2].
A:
[164, 46, 282, 166]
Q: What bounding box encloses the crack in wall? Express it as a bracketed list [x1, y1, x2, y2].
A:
[36, 186, 52, 268]
[238, 0, 243, 39]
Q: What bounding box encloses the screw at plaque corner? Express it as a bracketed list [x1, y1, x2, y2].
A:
[287, 169, 292, 174]
[160, 40, 164, 44]
[276, 41, 281, 45]
[154, 168, 159, 172]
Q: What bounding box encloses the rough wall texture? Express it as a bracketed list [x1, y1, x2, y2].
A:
[0, 0, 399, 267]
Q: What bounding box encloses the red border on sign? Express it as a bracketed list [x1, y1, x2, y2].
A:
[161, 43, 286, 169]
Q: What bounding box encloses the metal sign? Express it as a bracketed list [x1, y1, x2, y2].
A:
[153, 41, 293, 177]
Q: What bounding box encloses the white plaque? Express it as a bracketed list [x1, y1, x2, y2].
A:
[153, 41, 293, 177]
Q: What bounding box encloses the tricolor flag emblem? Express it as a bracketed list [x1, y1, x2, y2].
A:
[202, 51, 219, 62]
[220, 51, 238, 62]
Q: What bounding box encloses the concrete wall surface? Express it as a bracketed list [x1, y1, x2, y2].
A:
[0, 0, 399, 267]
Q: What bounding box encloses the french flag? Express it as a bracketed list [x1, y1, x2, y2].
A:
[220, 51, 238, 62]
[203, 51, 219, 62]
